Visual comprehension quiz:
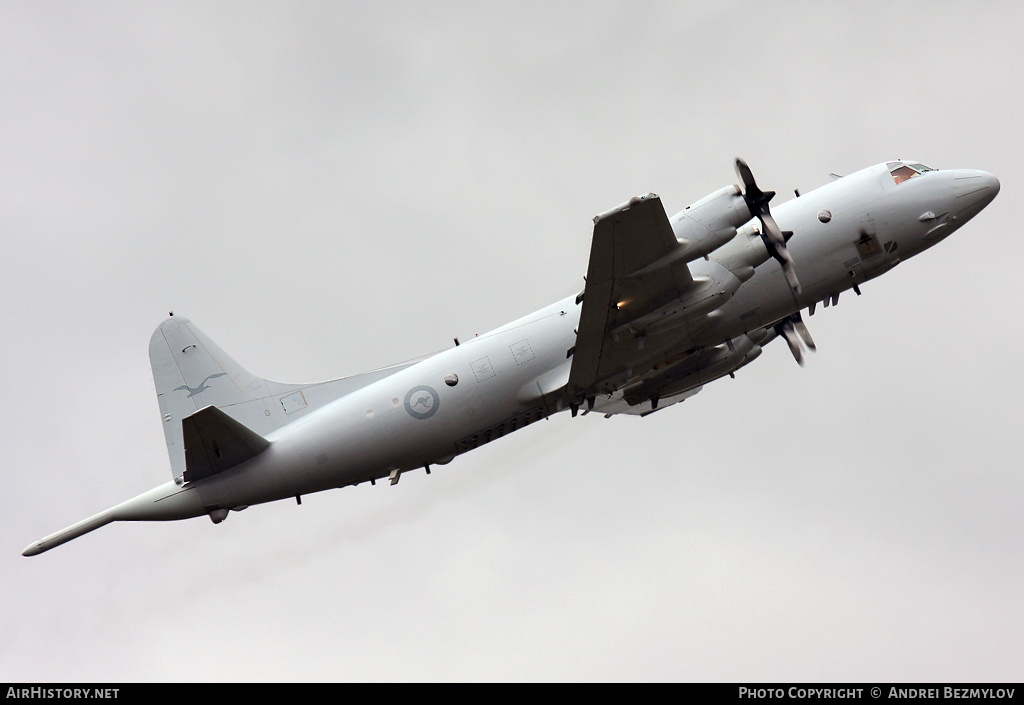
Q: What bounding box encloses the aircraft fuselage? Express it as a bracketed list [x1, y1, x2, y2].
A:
[22, 160, 998, 556]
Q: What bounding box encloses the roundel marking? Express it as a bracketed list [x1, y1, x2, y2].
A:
[404, 385, 440, 420]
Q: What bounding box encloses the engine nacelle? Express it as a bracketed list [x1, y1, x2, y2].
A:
[623, 332, 763, 404]
[611, 258, 742, 340]
[670, 185, 753, 261]
[712, 219, 772, 274]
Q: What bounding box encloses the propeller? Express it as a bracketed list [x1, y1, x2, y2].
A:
[735, 158, 802, 293]
[774, 312, 816, 366]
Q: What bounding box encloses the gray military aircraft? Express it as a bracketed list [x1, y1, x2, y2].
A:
[22, 159, 999, 556]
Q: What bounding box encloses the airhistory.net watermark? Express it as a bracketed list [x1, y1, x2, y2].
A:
[6, 689, 118, 699]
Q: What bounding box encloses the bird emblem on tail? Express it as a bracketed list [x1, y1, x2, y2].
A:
[174, 372, 227, 398]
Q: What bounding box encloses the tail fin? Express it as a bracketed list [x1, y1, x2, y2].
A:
[150, 316, 419, 483]
[149, 316, 299, 483]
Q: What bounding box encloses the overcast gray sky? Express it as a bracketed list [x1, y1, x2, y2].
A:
[3, 0, 1023, 682]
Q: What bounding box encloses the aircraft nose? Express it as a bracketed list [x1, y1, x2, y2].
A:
[953, 170, 1000, 222]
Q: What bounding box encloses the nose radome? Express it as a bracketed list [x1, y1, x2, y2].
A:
[954, 170, 1000, 220]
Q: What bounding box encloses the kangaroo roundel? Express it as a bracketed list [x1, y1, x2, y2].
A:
[404, 385, 440, 420]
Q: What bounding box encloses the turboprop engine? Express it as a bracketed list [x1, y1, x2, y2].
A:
[669, 184, 753, 261]
[711, 219, 774, 278]
[600, 186, 763, 344]
[611, 258, 744, 341]
[622, 330, 770, 407]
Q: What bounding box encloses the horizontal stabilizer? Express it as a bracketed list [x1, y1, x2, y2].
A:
[182, 406, 270, 483]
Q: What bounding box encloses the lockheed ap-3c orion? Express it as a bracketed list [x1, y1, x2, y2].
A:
[22, 159, 999, 556]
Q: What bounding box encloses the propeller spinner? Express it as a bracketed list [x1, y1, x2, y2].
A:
[736, 158, 802, 294]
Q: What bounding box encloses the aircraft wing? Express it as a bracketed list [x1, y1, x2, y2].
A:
[567, 194, 696, 405]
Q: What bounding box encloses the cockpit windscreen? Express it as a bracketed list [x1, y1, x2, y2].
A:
[887, 161, 936, 185]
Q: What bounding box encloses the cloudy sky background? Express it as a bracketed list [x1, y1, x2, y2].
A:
[3, 1, 1022, 681]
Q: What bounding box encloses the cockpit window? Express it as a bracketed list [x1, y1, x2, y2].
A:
[888, 161, 937, 185]
[890, 165, 919, 184]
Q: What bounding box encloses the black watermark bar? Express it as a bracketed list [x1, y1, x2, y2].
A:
[1, 684, 1019, 695]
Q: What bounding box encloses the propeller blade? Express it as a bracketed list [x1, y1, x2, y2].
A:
[760, 210, 787, 249]
[791, 312, 816, 351]
[779, 321, 804, 366]
[773, 312, 816, 366]
[736, 158, 802, 294]
[781, 261, 802, 294]
[735, 159, 773, 213]
[735, 158, 756, 192]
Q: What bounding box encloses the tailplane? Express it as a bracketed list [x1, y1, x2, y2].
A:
[181, 405, 271, 483]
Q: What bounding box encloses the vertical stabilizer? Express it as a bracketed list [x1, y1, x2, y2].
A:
[149, 317, 294, 483]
